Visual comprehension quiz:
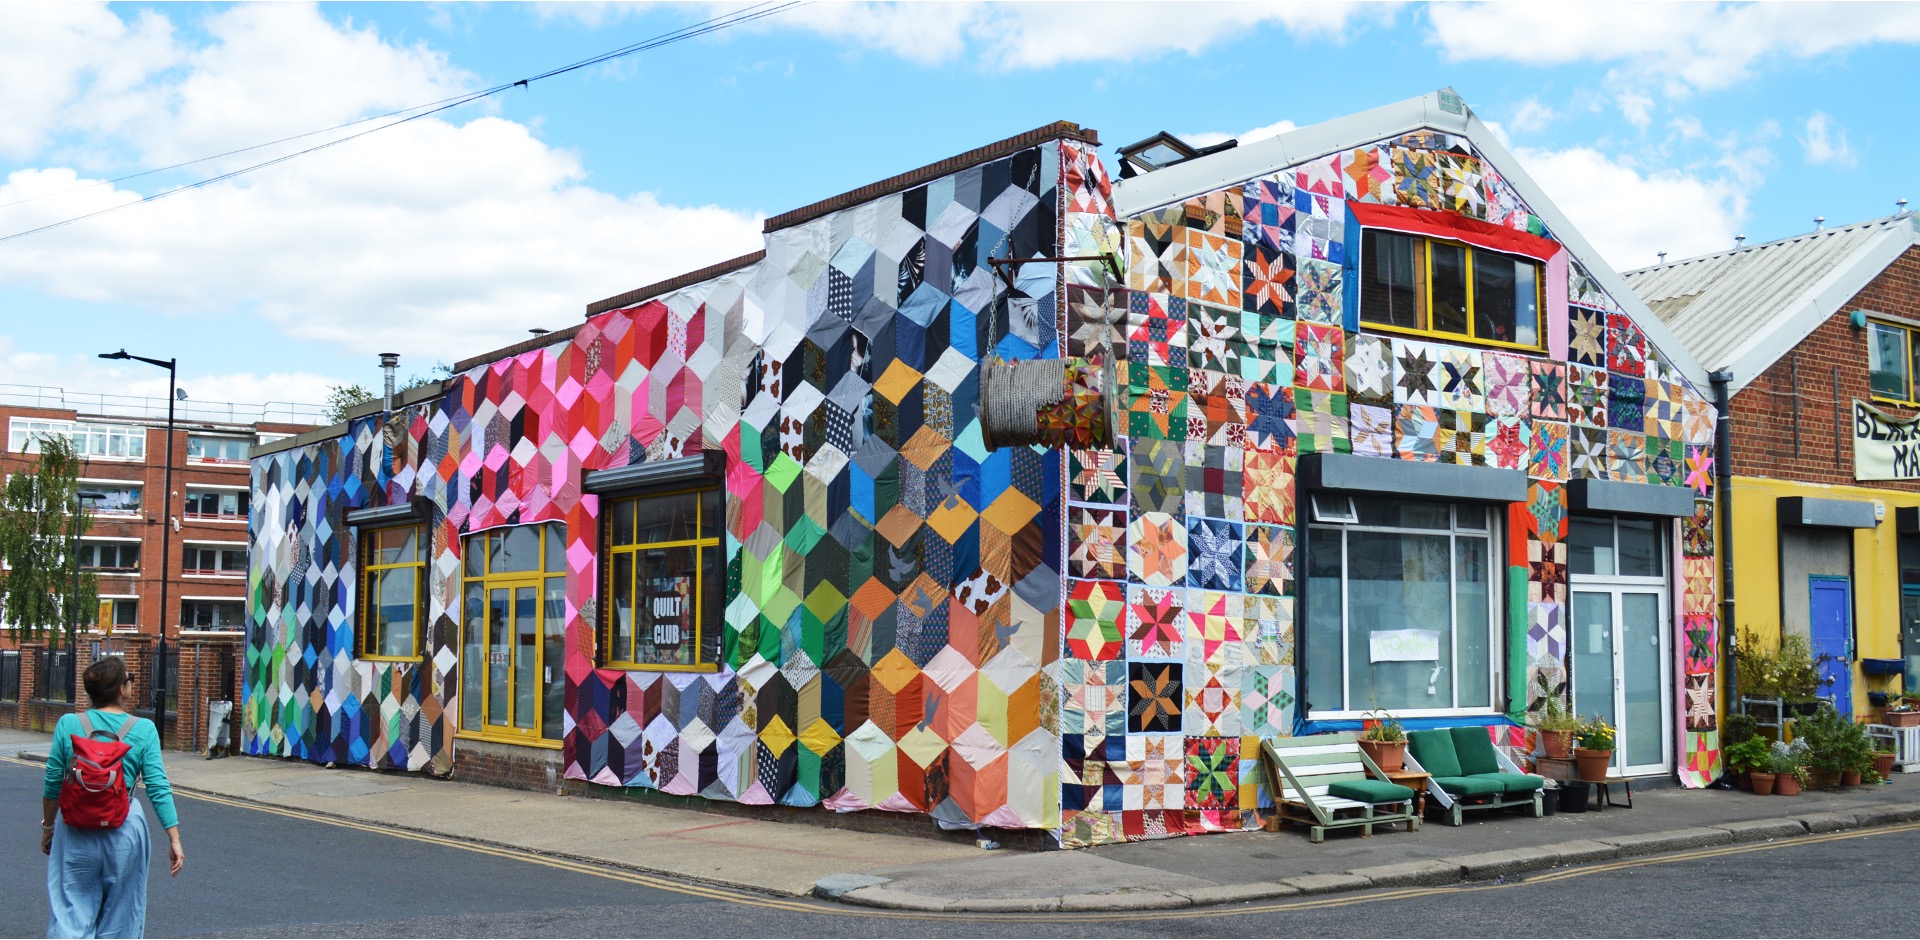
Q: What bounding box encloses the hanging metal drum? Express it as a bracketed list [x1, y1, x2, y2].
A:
[977, 353, 1119, 450]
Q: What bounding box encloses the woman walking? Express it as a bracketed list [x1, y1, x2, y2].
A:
[40, 657, 185, 939]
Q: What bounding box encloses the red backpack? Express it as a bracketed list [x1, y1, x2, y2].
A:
[60, 712, 138, 829]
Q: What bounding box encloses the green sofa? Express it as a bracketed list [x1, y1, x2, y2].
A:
[1404, 726, 1545, 826]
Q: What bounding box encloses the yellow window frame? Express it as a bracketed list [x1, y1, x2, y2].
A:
[1868, 320, 1919, 406]
[602, 486, 721, 673]
[458, 524, 567, 743]
[359, 523, 425, 662]
[1359, 230, 1546, 353]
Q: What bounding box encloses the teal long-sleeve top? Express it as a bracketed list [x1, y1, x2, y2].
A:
[42, 710, 179, 829]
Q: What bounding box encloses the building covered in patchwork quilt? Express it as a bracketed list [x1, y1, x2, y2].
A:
[245, 90, 1723, 849]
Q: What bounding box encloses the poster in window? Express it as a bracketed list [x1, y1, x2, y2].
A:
[643, 575, 694, 664]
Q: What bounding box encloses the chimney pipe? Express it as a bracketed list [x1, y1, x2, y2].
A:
[1815, 216, 1826, 232]
[1900, 198, 1910, 214]
[1734, 234, 1746, 247]
[379, 352, 399, 412]
[1657, 251, 1667, 264]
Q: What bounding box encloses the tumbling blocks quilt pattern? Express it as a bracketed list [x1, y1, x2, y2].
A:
[250, 142, 1071, 830]
[246, 122, 1721, 849]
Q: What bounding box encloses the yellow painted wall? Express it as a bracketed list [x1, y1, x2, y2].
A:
[1725, 475, 1915, 714]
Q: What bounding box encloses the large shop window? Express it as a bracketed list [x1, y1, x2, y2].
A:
[460, 523, 566, 742]
[360, 525, 426, 660]
[603, 488, 721, 670]
[1305, 496, 1500, 717]
[1868, 321, 1920, 404]
[1360, 229, 1543, 350]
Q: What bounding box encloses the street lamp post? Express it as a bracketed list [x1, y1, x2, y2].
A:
[99, 350, 176, 747]
[69, 491, 106, 705]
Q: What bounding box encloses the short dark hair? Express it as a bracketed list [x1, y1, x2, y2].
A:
[83, 657, 129, 708]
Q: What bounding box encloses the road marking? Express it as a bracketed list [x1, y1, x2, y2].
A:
[4, 757, 1909, 922]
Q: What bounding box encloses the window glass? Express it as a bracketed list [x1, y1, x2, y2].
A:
[1361, 230, 1423, 330]
[187, 435, 248, 461]
[1429, 242, 1469, 335]
[1616, 518, 1663, 577]
[1870, 324, 1909, 399]
[544, 525, 566, 573]
[1569, 516, 1615, 576]
[183, 601, 244, 628]
[1455, 505, 1487, 530]
[362, 524, 426, 658]
[604, 489, 720, 669]
[542, 578, 566, 740]
[1455, 539, 1493, 708]
[1473, 251, 1517, 343]
[87, 486, 141, 515]
[1306, 502, 1500, 715]
[492, 526, 541, 572]
[1304, 527, 1345, 714]
[1354, 496, 1450, 529]
[1345, 531, 1456, 710]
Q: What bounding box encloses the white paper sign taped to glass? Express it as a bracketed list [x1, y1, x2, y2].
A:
[644, 575, 694, 660]
[1852, 399, 1920, 481]
[1370, 628, 1442, 662]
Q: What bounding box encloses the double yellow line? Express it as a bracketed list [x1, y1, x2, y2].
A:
[8, 756, 1910, 923]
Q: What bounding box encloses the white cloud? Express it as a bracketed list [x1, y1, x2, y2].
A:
[0, 4, 177, 161]
[768, 2, 1395, 70]
[1430, 3, 1920, 93]
[1799, 112, 1856, 167]
[1515, 145, 1746, 269]
[0, 4, 766, 375]
[1184, 119, 1298, 150]
[1508, 97, 1556, 133]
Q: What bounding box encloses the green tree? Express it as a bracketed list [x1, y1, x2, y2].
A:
[0, 435, 98, 642]
[322, 362, 457, 423]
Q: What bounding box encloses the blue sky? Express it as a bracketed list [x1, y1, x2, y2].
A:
[2, 2, 1916, 416]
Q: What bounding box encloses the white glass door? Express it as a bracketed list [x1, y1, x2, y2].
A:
[1570, 586, 1671, 776]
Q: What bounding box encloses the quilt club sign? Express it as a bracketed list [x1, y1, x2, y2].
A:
[1853, 400, 1920, 480]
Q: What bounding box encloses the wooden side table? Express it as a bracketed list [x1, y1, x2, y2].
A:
[1383, 769, 1433, 817]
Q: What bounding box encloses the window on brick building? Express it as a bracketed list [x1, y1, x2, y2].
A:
[78, 541, 141, 571]
[1868, 321, 1920, 403]
[183, 489, 248, 520]
[182, 545, 245, 576]
[602, 488, 721, 670]
[182, 600, 245, 630]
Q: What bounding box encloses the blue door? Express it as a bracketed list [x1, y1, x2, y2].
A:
[1808, 577, 1853, 716]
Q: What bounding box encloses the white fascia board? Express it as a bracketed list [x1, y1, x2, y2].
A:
[1111, 88, 1711, 387]
[1720, 224, 1920, 395]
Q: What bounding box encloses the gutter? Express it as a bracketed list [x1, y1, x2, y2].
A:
[1711, 370, 1738, 707]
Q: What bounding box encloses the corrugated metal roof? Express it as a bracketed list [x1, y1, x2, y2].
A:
[1622, 214, 1917, 384]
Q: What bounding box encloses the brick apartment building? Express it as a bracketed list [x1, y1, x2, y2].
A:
[0, 386, 319, 749]
[1627, 212, 1920, 717]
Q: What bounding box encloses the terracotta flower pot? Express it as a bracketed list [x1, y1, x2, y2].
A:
[1881, 709, 1920, 728]
[1358, 739, 1406, 773]
[1749, 771, 1777, 796]
[1841, 770, 1863, 787]
[1541, 729, 1574, 760]
[1874, 752, 1897, 777]
[1573, 747, 1613, 781]
[1776, 774, 1802, 796]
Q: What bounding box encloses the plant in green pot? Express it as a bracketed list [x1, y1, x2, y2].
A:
[1573, 716, 1616, 781]
[1357, 710, 1408, 773]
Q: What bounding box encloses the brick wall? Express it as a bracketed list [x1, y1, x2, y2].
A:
[1729, 246, 1920, 488]
[449, 738, 572, 792]
[0, 632, 241, 751]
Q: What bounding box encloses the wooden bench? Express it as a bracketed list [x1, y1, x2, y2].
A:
[1260, 733, 1422, 844]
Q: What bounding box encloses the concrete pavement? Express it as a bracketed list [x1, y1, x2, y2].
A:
[12, 728, 1920, 912]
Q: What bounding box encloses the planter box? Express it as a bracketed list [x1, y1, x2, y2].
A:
[1880, 710, 1920, 729]
[1866, 724, 1920, 773]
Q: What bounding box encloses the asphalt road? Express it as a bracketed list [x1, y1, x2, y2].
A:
[3, 757, 1908, 938]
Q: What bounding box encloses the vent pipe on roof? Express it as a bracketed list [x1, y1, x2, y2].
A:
[1734, 234, 1746, 247]
[1657, 251, 1667, 264]
[1900, 198, 1910, 214]
[379, 353, 399, 412]
[1815, 216, 1826, 232]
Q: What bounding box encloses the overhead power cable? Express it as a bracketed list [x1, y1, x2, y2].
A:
[0, 1, 803, 245]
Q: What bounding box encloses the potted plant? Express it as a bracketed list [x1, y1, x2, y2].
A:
[1573, 716, 1616, 781]
[1357, 710, 1408, 772]
[1881, 692, 1920, 728]
[1535, 687, 1581, 760]
[1793, 702, 1869, 789]
[1771, 745, 1807, 796]
[1873, 748, 1898, 779]
[1724, 736, 1773, 792]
